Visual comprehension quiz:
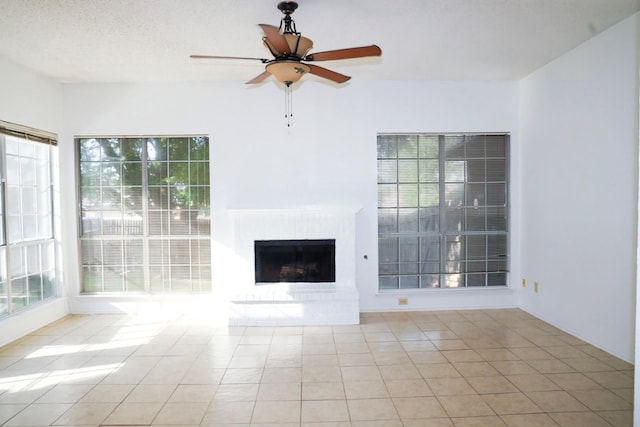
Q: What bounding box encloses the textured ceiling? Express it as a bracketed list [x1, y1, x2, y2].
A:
[0, 0, 638, 84]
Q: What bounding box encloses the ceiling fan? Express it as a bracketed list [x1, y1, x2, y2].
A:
[190, 1, 382, 87]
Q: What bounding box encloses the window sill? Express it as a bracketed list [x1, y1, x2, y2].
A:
[377, 286, 511, 296]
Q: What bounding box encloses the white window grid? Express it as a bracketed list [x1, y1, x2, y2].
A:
[377, 133, 509, 290]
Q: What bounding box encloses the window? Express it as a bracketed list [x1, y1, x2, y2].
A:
[0, 122, 57, 315]
[78, 136, 211, 293]
[377, 133, 509, 290]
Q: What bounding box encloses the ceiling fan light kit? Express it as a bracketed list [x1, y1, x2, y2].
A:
[191, 1, 382, 123]
[266, 61, 310, 85]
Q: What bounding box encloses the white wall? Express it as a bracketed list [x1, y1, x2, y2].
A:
[0, 58, 69, 347]
[60, 79, 520, 314]
[519, 14, 639, 362]
[0, 58, 62, 132]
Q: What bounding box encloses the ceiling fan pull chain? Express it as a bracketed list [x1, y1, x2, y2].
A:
[284, 83, 288, 120]
[289, 85, 293, 121]
[284, 83, 293, 127]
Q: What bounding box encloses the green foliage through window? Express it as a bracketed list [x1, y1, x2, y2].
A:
[78, 136, 211, 294]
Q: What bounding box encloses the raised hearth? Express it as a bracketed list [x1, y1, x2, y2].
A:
[228, 208, 360, 326]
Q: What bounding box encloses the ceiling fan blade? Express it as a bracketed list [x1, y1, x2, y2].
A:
[304, 45, 382, 61]
[307, 64, 351, 84]
[259, 24, 290, 55]
[245, 70, 272, 84]
[190, 54, 269, 63]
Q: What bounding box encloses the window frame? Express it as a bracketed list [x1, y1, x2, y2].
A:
[377, 133, 510, 291]
[76, 135, 212, 294]
[0, 121, 57, 316]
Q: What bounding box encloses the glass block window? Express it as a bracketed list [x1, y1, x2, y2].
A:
[0, 123, 57, 316]
[78, 136, 211, 293]
[378, 134, 509, 290]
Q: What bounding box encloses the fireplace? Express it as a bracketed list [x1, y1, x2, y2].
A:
[255, 239, 336, 283]
[229, 208, 360, 326]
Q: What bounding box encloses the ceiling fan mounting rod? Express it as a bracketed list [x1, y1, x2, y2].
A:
[278, 1, 300, 34]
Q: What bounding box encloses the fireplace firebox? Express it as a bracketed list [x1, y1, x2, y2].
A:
[254, 239, 336, 283]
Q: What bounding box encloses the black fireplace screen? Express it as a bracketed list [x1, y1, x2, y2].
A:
[255, 239, 336, 283]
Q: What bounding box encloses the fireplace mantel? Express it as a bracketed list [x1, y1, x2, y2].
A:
[228, 207, 361, 326]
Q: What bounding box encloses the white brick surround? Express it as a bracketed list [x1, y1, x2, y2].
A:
[228, 208, 360, 326]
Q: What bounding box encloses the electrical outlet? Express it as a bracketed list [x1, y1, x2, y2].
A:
[398, 298, 408, 305]
[534, 282, 539, 293]
[522, 278, 526, 288]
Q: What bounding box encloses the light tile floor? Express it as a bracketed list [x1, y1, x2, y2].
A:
[0, 308, 633, 426]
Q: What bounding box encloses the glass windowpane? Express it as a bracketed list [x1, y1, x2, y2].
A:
[398, 208, 418, 232]
[379, 276, 398, 290]
[377, 136, 397, 159]
[419, 237, 440, 262]
[398, 160, 418, 182]
[378, 133, 508, 290]
[445, 161, 465, 182]
[379, 238, 398, 263]
[419, 208, 439, 232]
[399, 237, 419, 262]
[377, 160, 397, 183]
[486, 136, 506, 157]
[378, 184, 397, 208]
[418, 159, 439, 182]
[190, 137, 209, 160]
[78, 136, 211, 294]
[398, 184, 418, 207]
[444, 136, 465, 159]
[418, 135, 439, 158]
[378, 209, 398, 234]
[399, 276, 419, 289]
[397, 136, 418, 158]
